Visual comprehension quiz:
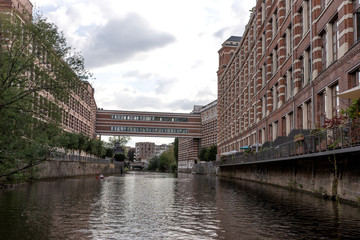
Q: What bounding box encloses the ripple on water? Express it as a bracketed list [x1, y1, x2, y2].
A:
[1, 173, 360, 239]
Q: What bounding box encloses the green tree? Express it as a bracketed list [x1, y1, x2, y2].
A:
[0, 13, 92, 183]
[108, 136, 131, 147]
[198, 147, 208, 162]
[127, 148, 135, 161]
[158, 146, 176, 172]
[174, 138, 178, 163]
[206, 145, 217, 161]
[105, 148, 113, 158]
[91, 139, 105, 157]
[147, 155, 159, 171]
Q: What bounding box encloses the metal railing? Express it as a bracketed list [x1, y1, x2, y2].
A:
[220, 121, 360, 166]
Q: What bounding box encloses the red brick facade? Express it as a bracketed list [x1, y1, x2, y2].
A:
[135, 142, 155, 162]
[200, 100, 218, 149]
[217, 0, 360, 155]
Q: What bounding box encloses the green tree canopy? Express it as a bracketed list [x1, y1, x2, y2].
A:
[147, 156, 159, 171]
[0, 12, 93, 183]
[127, 148, 135, 161]
[107, 136, 131, 147]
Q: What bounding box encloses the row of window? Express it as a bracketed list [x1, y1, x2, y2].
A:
[110, 126, 188, 134]
[111, 114, 188, 122]
[221, 63, 360, 144]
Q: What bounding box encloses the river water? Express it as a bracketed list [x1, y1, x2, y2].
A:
[0, 172, 360, 240]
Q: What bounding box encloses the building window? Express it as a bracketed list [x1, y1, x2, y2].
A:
[286, 69, 293, 100]
[297, 106, 303, 129]
[274, 83, 279, 109]
[332, 19, 339, 62]
[299, 7, 303, 37]
[262, 96, 266, 118]
[318, 91, 326, 126]
[286, 0, 291, 14]
[354, 7, 360, 43]
[262, 33, 265, 55]
[289, 112, 294, 132]
[262, 64, 266, 86]
[286, 27, 292, 56]
[299, 56, 304, 89]
[282, 116, 286, 136]
[303, 1, 310, 33]
[304, 48, 311, 85]
[272, 11, 278, 39]
[331, 84, 339, 117]
[273, 121, 278, 140]
[349, 67, 360, 88]
[272, 47, 278, 74]
[269, 124, 273, 141]
[306, 100, 312, 129]
[321, 32, 327, 71]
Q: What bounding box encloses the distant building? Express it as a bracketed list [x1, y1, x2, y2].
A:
[154, 144, 169, 156]
[135, 142, 155, 162]
[178, 103, 218, 172]
[200, 100, 217, 149]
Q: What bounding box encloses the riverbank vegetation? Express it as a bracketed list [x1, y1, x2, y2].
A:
[0, 12, 97, 185]
[147, 145, 177, 172]
[198, 145, 217, 162]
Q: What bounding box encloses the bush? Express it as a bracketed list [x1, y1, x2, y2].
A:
[105, 148, 113, 158]
[147, 156, 159, 171]
[170, 163, 177, 173]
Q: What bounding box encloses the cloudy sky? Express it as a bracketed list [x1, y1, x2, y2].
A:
[31, 0, 256, 146]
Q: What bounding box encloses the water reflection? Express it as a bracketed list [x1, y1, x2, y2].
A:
[0, 173, 359, 239]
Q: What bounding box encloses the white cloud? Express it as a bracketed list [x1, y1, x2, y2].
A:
[84, 13, 175, 68]
[31, 0, 257, 145]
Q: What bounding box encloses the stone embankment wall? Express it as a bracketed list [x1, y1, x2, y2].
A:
[192, 161, 220, 175]
[193, 155, 360, 205]
[38, 160, 124, 179]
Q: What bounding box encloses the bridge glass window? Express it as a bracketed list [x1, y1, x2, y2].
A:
[110, 126, 188, 134]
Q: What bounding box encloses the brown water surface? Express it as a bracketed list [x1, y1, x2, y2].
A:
[0, 172, 360, 239]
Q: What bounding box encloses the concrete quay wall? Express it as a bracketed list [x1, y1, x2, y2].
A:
[194, 156, 360, 205]
[38, 160, 124, 179]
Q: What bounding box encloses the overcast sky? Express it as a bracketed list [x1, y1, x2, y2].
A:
[31, 0, 256, 147]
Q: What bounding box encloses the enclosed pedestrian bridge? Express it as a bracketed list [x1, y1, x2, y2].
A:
[96, 109, 202, 138]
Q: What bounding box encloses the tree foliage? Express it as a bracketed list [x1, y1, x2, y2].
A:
[127, 148, 135, 161]
[146, 145, 176, 172]
[0, 13, 93, 183]
[108, 136, 131, 147]
[198, 145, 217, 162]
[173, 138, 178, 163]
[147, 156, 159, 171]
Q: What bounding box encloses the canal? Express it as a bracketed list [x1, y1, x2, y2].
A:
[0, 172, 360, 239]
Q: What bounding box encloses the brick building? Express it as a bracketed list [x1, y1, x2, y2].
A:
[178, 103, 219, 171]
[1, 0, 97, 138]
[217, 0, 360, 155]
[200, 100, 218, 149]
[135, 142, 155, 162]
